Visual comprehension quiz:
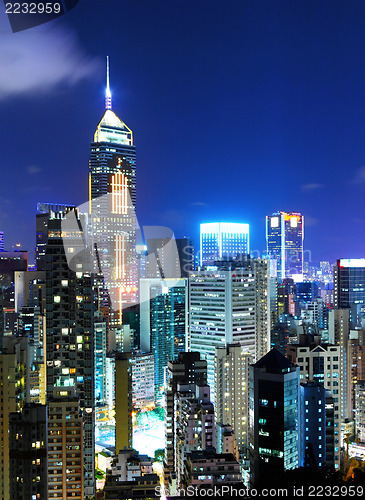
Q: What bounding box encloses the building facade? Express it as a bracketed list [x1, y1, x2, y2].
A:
[286, 338, 341, 468]
[9, 403, 48, 500]
[89, 68, 137, 325]
[140, 278, 186, 398]
[215, 344, 252, 453]
[188, 267, 256, 401]
[42, 204, 95, 497]
[249, 349, 301, 487]
[48, 391, 84, 499]
[333, 258, 365, 328]
[200, 222, 249, 266]
[165, 352, 208, 474]
[266, 212, 304, 280]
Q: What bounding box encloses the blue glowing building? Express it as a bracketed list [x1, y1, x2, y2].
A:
[200, 222, 249, 266]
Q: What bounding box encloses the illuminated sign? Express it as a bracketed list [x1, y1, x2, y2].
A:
[340, 259, 365, 268]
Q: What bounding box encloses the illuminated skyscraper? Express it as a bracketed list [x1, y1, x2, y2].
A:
[188, 266, 256, 401]
[200, 222, 249, 267]
[266, 212, 304, 280]
[89, 58, 137, 325]
[333, 258, 365, 328]
[41, 203, 95, 498]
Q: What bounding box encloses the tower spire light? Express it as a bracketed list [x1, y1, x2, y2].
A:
[105, 55, 112, 110]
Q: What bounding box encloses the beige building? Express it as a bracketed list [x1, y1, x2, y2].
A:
[47, 390, 84, 500]
[214, 344, 252, 453]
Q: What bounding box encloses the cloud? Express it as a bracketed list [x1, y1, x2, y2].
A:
[350, 166, 365, 184]
[26, 165, 42, 175]
[301, 183, 323, 191]
[0, 21, 100, 99]
[189, 201, 208, 207]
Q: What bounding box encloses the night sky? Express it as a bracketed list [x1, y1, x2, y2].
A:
[1, 0, 365, 264]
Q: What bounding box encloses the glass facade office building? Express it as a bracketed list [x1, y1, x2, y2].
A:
[334, 258, 365, 328]
[89, 80, 137, 324]
[200, 222, 249, 266]
[266, 212, 304, 280]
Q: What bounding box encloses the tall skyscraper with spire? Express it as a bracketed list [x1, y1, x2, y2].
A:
[89, 58, 137, 327]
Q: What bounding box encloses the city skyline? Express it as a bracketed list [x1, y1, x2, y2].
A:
[1, 1, 365, 263]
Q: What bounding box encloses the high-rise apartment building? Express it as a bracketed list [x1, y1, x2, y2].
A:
[0, 250, 28, 309]
[333, 258, 365, 328]
[140, 278, 186, 398]
[249, 348, 301, 487]
[300, 383, 336, 469]
[200, 222, 249, 266]
[9, 403, 48, 500]
[48, 389, 84, 499]
[0, 336, 29, 500]
[131, 351, 155, 410]
[266, 212, 304, 280]
[250, 257, 271, 360]
[188, 266, 256, 401]
[301, 298, 328, 330]
[42, 204, 95, 498]
[174, 384, 215, 486]
[355, 381, 365, 443]
[286, 337, 341, 468]
[89, 61, 137, 324]
[328, 309, 352, 421]
[165, 352, 207, 474]
[215, 344, 252, 453]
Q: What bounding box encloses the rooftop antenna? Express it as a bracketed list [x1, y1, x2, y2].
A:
[105, 56, 112, 110]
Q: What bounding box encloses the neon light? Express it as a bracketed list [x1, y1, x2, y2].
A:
[111, 171, 128, 214]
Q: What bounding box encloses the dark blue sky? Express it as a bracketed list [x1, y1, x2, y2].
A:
[1, 0, 365, 264]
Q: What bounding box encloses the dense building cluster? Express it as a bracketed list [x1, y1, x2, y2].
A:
[0, 75, 364, 500]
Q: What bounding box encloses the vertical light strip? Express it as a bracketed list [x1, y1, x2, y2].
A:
[111, 171, 128, 215]
[119, 286, 122, 324]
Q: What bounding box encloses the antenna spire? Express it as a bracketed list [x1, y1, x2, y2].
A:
[105, 56, 112, 110]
